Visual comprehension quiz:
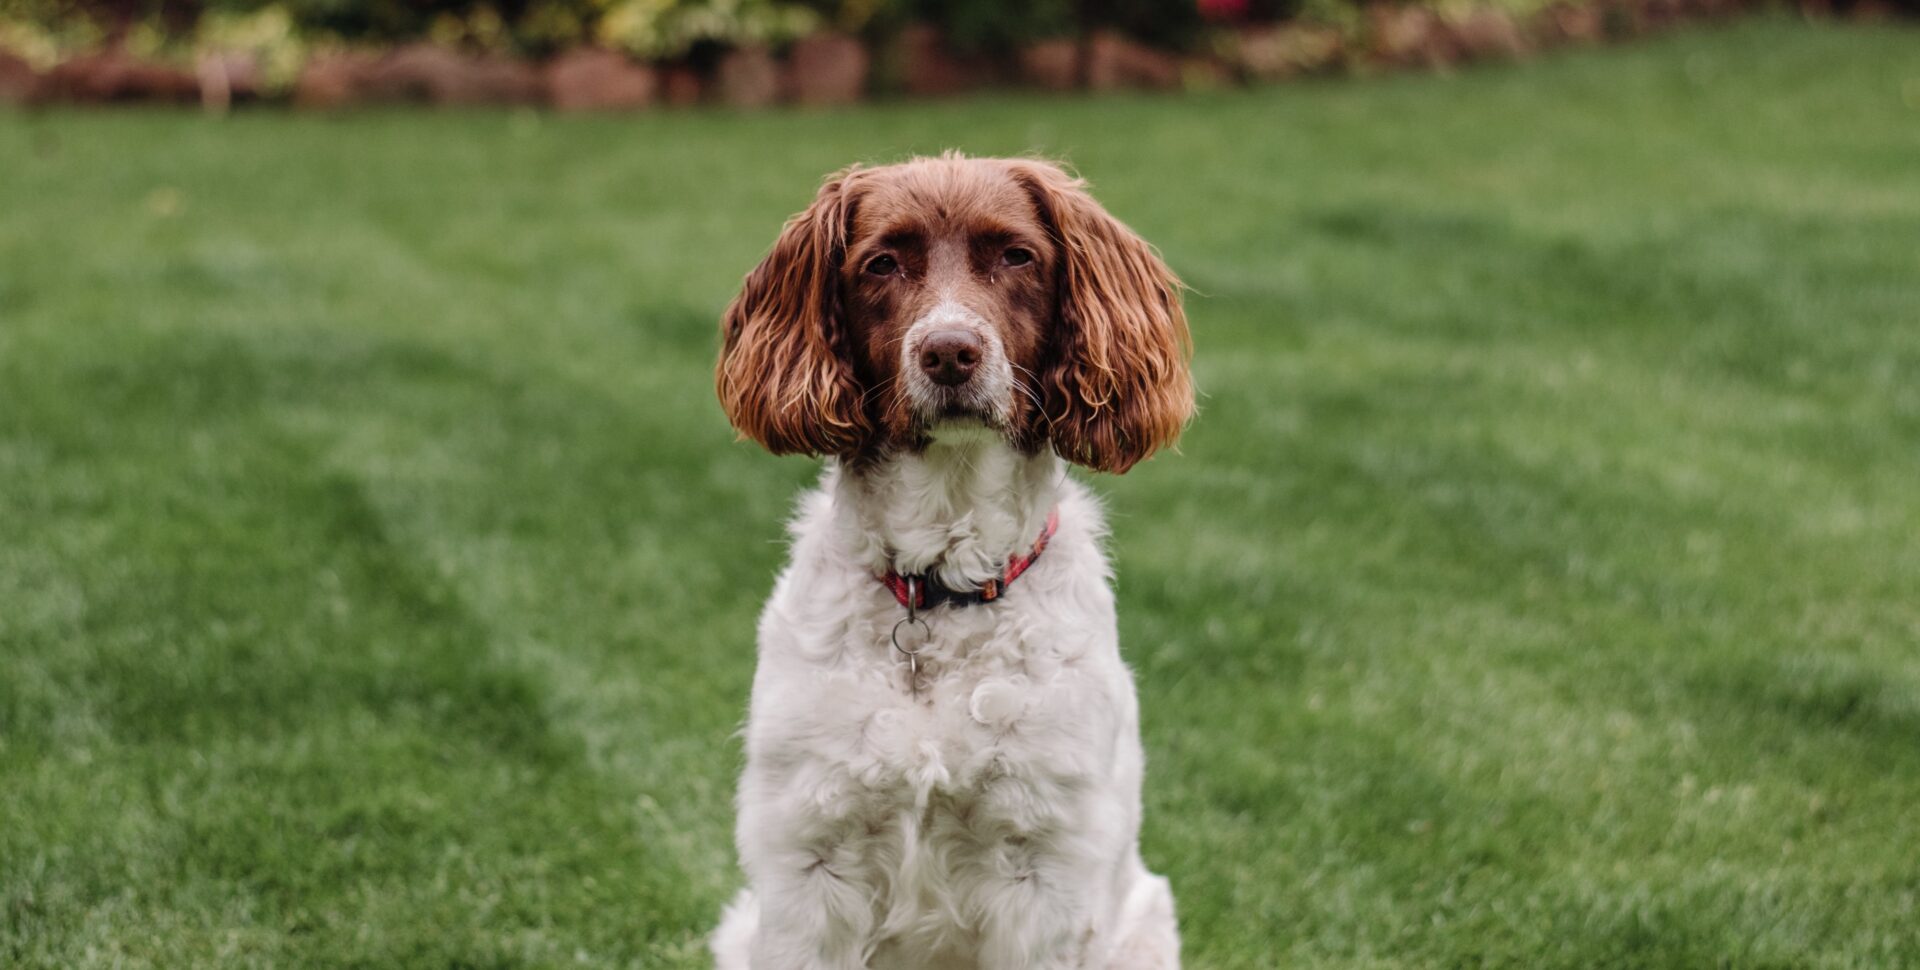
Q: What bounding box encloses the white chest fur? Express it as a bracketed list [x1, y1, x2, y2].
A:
[749, 581, 1130, 823]
[716, 445, 1176, 970]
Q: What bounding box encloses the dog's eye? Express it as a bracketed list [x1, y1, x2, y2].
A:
[865, 254, 899, 277]
[1002, 247, 1034, 268]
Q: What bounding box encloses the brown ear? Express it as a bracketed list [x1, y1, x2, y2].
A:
[1009, 160, 1194, 474]
[716, 168, 871, 456]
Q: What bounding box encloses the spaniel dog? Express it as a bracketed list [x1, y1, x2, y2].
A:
[711, 154, 1192, 970]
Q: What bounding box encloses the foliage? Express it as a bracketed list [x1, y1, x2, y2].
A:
[236, 0, 532, 43]
[1087, 0, 1207, 47]
[5, 0, 1262, 59]
[891, 0, 1215, 54]
[0, 13, 99, 66]
[196, 3, 303, 86]
[0, 0, 1775, 62]
[594, 0, 821, 58]
[0, 0, 828, 57]
[890, 0, 1077, 51]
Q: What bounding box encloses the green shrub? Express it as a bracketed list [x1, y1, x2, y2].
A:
[891, 0, 1076, 52]
[594, 0, 821, 59]
[0, 0, 1803, 66]
[0, 0, 1229, 56]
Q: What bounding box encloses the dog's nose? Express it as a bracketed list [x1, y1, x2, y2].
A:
[919, 330, 982, 387]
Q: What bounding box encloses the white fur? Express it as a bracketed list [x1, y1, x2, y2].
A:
[712, 434, 1180, 969]
[902, 298, 1018, 428]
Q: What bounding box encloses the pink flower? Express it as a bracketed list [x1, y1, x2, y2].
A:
[1197, 0, 1251, 21]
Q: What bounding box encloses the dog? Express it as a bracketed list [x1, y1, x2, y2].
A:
[711, 154, 1192, 969]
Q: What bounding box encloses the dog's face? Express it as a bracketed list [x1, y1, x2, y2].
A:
[842, 164, 1054, 445]
[717, 155, 1191, 473]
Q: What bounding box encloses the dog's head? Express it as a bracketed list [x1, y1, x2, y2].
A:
[716, 154, 1192, 473]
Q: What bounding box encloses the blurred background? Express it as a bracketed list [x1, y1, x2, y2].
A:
[3, 0, 1911, 109]
[3, 1, 1919, 968]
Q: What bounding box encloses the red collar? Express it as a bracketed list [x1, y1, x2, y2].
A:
[880, 507, 1060, 610]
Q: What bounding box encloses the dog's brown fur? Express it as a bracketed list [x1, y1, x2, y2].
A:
[717, 154, 1192, 473]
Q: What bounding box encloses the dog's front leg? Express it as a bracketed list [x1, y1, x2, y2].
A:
[737, 786, 877, 970]
[973, 876, 1101, 970]
[745, 860, 875, 970]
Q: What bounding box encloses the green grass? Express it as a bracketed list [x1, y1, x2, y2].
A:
[3, 18, 1919, 968]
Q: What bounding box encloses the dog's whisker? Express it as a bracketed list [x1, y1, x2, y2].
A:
[858, 375, 899, 408]
[1010, 377, 1044, 412]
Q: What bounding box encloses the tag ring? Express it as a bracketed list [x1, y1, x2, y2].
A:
[891, 615, 931, 657]
[892, 577, 930, 685]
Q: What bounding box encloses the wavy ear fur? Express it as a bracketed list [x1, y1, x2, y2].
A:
[716, 168, 870, 456]
[1009, 160, 1194, 474]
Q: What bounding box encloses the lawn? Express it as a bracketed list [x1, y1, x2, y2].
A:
[3, 17, 1919, 969]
